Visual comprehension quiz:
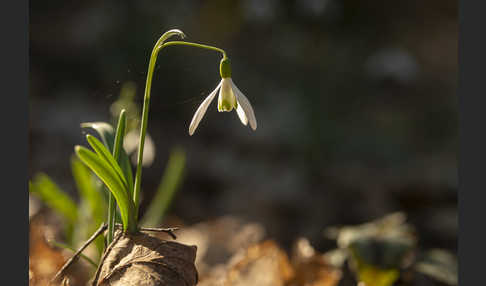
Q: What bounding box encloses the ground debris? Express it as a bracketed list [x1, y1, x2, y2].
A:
[164, 216, 266, 276]
[92, 231, 198, 286]
[223, 240, 295, 286]
[198, 238, 342, 286]
[287, 237, 342, 286]
[30, 215, 89, 286]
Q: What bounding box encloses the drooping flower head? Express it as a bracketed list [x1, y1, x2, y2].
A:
[189, 57, 257, 135]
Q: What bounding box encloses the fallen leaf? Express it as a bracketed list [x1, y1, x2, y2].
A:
[29, 215, 66, 286]
[223, 240, 294, 286]
[93, 231, 198, 286]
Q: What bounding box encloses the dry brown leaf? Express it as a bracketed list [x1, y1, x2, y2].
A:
[287, 237, 342, 286]
[223, 240, 294, 286]
[29, 216, 67, 286]
[288, 258, 342, 286]
[167, 216, 265, 278]
[92, 231, 198, 286]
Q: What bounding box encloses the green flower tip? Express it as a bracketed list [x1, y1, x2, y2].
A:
[220, 57, 232, 78]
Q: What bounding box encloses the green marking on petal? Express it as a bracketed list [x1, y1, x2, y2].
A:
[218, 97, 235, 111]
[221, 99, 234, 111]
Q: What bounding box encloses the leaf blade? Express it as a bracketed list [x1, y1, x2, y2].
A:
[86, 134, 128, 190]
[71, 156, 105, 226]
[29, 173, 78, 224]
[81, 121, 134, 195]
[75, 145, 136, 232]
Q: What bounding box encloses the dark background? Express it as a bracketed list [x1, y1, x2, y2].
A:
[29, 0, 457, 254]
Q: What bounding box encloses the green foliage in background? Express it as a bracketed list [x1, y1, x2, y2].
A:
[141, 147, 186, 227]
[324, 212, 457, 286]
[29, 173, 79, 242]
[29, 158, 106, 258]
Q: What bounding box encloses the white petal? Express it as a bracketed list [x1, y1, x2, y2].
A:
[123, 130, 155, 166]
[123, 130, 139, 155]
[218, 78, 237, 112]
[231, 79, 257, 130]
[236, 103, 248, 126]
[188, 81, 221, 135]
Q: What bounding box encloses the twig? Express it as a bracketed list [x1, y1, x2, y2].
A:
[140, 227, 179, 239]
[50, 223, 107, 285]
[114, 223, 179, 239]
[47, 239, 98, 268]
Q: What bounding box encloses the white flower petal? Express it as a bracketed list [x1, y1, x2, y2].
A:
[231, 79, 257, 130]
[218, 78, 237, 112]
[123, 130, 156, 166]
[188, 81, 221, 135]
[236, 103, 248, 126]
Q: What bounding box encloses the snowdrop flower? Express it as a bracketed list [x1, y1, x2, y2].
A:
[189, 57, 257, 135]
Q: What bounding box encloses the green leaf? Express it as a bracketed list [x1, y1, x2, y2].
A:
[86, 134, 128, 190]
[141, 147, 186, 227]
[107, 109, 128, 244]
[112, 110, 129, 185]
[30, 173, 78, 243]
[71, 156, 106, 255]
[71, 156, 105, 226]
[29, 173, 78, 224]
[81, 121, 134, 196]
[75, 145, 136, 232]
[120, 153, 134, 197]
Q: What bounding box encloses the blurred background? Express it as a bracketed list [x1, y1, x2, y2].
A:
[29, 0, 457, 284]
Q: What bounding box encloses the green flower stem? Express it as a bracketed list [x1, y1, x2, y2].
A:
[160, 41, 227, 58]
[132, 36, 226, 220]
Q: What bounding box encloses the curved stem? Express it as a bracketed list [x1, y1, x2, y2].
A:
[160, 41, 227, 58]
[132, 39, 226, 220]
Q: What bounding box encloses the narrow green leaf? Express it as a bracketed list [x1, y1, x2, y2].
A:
[75, 145, 136, 232]
[81, 121, 134, 195]
[141, 147, 186, 227]
[108, 109, 127, 244]
[30, 173, 78, 243]
[71, 155, 106, 255]
[79, 120, 133, 231]
[113, 110, 127, 168]
[86, 134, 128, 190]
[120, 153, 134, 197]
[30, 173, 78, 224]
[71, 156, 105, 226]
